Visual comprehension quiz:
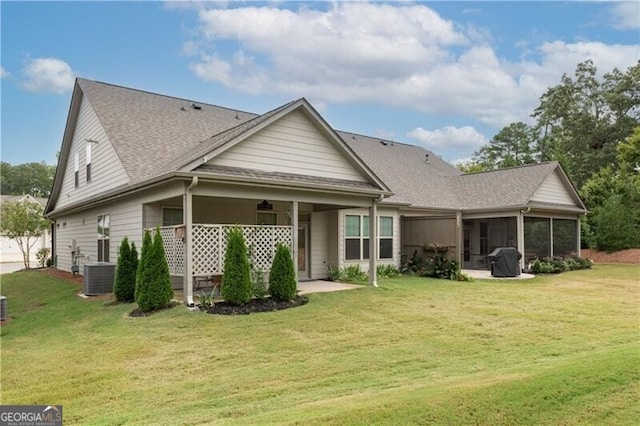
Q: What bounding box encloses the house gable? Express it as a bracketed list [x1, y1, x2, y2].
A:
[207, 107, 371, 183]
[47, 86, 129, 214]
[530, 167, 583, 208]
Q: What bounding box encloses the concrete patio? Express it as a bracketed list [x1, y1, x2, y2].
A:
[462, 269, 535, 280]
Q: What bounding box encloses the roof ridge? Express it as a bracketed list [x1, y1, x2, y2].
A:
[337, 130, 433, 151]
[461, 161, 558, 176]
[77, 78, 258, 117]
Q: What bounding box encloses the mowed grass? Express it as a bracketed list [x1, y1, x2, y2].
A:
[1, 264, 638, 425]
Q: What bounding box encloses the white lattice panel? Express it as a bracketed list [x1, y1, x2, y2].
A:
[156, 224, 292, 277]
[192, 225, 221, 275]
[157, 226, 184, 275]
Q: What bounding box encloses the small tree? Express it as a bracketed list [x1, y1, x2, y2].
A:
[0, 200, 50, 269]
[136, 229, 173, 312]
[221, 227, 252, 305]
[114, 237, 138, 302]
[269, 243, 297, 301]
[135, 229, 152, 307]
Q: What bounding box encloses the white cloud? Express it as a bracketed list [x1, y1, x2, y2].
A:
[610, 2, 640, 30]
[0, 66, 9, 79]
[21, 57, 75, 94]
[184, 3, 639, 128]
[407, 126, 489, 151]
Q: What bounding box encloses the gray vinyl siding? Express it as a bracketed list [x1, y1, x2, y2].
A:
[54, 183, 184, 273]
[310, 211, 330, 279]
[210, 110, 368, 182]
[56, 96, 129, 210]
[530, 171, 576, 205]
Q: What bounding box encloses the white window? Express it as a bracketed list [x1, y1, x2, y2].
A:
[344, 214, 393, 260]
[378, 216, 394, 259]
[97, 214, 110, 262]
[345, 215, 369, 260]
[74, 153, 79, 188]
[256, 211, 277, 225]
[163, 208, 183, 226]
[86, 144, 92, 182]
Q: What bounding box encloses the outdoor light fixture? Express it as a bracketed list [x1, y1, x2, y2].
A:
[257, 200, 273, 210]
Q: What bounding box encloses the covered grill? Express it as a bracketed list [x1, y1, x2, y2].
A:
[487, 247, 522, 277]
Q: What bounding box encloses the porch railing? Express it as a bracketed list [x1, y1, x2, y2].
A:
[156, 224, 293, 276]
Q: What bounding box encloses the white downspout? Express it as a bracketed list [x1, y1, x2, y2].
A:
[368, 197, 380, 287]
[292, 200, 299, 285]
[183, 176, 198, 307]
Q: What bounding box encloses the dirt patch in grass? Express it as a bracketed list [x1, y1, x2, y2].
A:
[582, 248, 640, 264]
[204, 296, 308, 315]
[38, 267, 84, 285]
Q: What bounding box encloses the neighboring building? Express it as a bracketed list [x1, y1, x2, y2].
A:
[0, 195, 51, 264]
[45, 79, 586, 305]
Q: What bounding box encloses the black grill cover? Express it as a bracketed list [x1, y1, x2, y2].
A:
[487, 247, 522, 277]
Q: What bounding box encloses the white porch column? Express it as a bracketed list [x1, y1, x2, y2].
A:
[517, 212, 525, 271]
[183, 177, 198, 306]
[456, 211, 463, 265]
[292, 201, 299, 284]
[576, 216, 582, 258]
[369, 200, 378, 287]
[549, 217, 554, 257]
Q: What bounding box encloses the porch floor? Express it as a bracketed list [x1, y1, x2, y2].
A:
[462, 269, 535, 280]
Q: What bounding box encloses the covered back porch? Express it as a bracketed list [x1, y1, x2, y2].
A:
[144, 177, 386, 306]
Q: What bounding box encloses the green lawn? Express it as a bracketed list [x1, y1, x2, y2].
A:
[1, 265, 638, 425]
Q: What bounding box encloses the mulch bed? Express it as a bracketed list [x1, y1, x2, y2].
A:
[581, 248, 640, 264]
[203, 296, 308, 315]
[38, 267, 84, 285]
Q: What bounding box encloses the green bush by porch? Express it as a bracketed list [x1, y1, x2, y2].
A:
[114, 237, 138, 302]
[221, 227, 252, 305]
[135, 228, 173, 312]
[268, 243, 297, 301]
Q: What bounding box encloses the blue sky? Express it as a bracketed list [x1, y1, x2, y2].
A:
[1, 1, 638, 166]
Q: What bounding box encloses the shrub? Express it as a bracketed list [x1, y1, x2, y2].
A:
[342, 264, 368, 281]
[136, 229, 173, 312]
[400, 250, 429, 275]
[424, 254, 461, 280]
[376, 264, 400, 278]
[197, 288, 216, 311]
[269, 243, 297, 301]
[221, 227, 252, 305]
[135, 229, 152, 304]
[114, 237, 137, 302]
[531, 256, 592, 274]
[327, 265, 342, 281]
[36, 247, 51, 268]
[251, 267, 268, 300]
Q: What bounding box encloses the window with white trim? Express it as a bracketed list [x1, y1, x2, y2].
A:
[97, 214, 110, 262]
[256, 211, 277, 225]
[344, 214, 394, 260]
[86, 144, 92, 182]
[74, 153, 79, 188]
[163, 207, 183, 226]
[345, 215, 369, 260]
[378, 216, 394, 259]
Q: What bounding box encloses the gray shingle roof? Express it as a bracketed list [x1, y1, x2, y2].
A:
[76, 79, 583, 213]
[340, 131, 462, 208]
[450, 162, 560, 210]
[196, 164, 380, 192]
[78, 79, 257, 184]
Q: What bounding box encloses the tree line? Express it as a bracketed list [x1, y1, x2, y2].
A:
[458, 60, 640, 252]
[1, 161, 56, 198]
